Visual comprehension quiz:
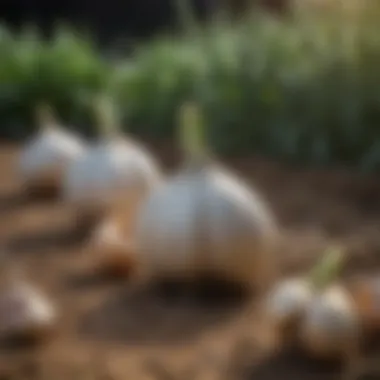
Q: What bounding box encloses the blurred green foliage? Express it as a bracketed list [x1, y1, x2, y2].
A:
[2, 4, 380, 171]
[0, 26, 108, 139]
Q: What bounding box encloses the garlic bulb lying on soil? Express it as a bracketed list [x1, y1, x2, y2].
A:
[265, 277, 313, 342]
[88, 217, 137, 277]
[18, 104, 85, 195]
[300, 284, 360, 360]
[0, 265, 56, 341]
[63, 96, 161, 225]
[298, 248, 361, 360]
[135, 102, 278, 288]
[265, 247, 344, 342]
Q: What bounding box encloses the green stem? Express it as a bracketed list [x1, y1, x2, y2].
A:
[308, 246, 345, 291]
[93, 95, 120, 139]
[179, 102, 209, 162]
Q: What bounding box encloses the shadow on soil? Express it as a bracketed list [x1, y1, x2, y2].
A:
[0, 192, 25, 215]
[0, 184, 65, 213]
[229, 337, 380, 380]
[0, 334, 44, 355]
[63, 270, 128, 291]
[5, 223, 89, 255]
[233, 345, 343, 380]
[0, 190, 48, 215]
[78, 278, 251, 346]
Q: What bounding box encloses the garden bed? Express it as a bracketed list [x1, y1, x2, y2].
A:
[0, 143, 380, 379]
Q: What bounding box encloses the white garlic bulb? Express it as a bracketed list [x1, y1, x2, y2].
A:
[64, 139, 160, 212]
[135, 103, 277, 287]
[265, 278, 313, 328]
[0, 275, 56, 339]
[265, 247, 346, 333]
[18, 104, 85, 192]
[63, 97, 161, 216]
[300, 285, 359, 359]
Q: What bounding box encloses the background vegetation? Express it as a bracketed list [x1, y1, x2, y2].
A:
[1, 2, 380, 171]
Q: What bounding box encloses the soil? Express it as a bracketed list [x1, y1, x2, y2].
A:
[1, 142, 380, 380]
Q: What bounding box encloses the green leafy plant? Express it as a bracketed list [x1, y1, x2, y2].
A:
[2, 3, 380, 172]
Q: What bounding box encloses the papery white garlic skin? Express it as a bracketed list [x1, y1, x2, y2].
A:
[0, 283, 56, 337]
[266, 278, 313, 327]
[300, 285, 359, 358]
[135, 164, 277, 285]
[18, 126, 85, 188]
[63, 139, 161, 213]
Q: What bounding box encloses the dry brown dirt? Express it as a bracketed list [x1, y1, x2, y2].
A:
[1, 142, 380, 380]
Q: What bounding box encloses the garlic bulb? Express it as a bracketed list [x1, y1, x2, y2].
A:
[300, 284, 360, 359]
[135, 103, 277, 287]
[265, 278, 312, 331]
[63, 96, 161, 217]
[18, 104, 85, 192]
[0, 268, 56, 340]
[264, 246, 346, 342]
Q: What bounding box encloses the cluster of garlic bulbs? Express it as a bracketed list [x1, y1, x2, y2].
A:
[17, 98, 163, 278]
[17, 100, 281, 287]
[14, 99, 282, 345]
[13, 96, 380, 378]
[134, 103, 278, 288]
[17, 104, 85, 194]
[265, 247, 360, 360]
